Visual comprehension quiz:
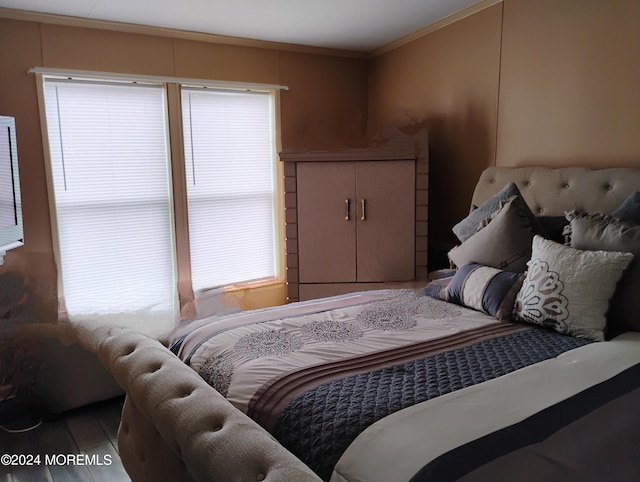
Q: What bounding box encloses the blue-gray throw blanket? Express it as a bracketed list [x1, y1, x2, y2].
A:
[271, 327, 591, 481]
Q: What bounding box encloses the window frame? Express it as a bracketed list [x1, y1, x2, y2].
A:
[180, 85, 281, 292]
[35, 72, 286, 320]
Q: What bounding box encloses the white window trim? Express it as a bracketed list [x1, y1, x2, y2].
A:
[28, 67, 288, 92]
[33, 69, 287, 320]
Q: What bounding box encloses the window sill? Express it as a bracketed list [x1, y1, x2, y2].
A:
[223, 279, 285, 293]
[223, 279, 287, 310]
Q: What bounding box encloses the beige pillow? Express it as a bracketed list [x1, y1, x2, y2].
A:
[513, 236, 634, 341]
[452, 182, 546, 242]
[448, 196, 535, 272]
[570, 217, 640, 333]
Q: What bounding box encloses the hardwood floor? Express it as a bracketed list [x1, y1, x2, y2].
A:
[0, 396, 130, 482]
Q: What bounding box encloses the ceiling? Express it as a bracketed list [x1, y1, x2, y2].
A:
[0, 0, 485, 52]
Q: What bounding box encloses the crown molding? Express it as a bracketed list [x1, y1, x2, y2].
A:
[0, 7, 368, 59]
[370, 0, 502, 58]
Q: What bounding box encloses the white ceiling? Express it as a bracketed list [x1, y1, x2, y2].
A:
[0, 0, 484, 52]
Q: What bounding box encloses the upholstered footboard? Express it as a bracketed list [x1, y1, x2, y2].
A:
[91, 328, 321, 482]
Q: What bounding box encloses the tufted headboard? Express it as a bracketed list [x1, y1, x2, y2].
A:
[472, 167, 640, 217]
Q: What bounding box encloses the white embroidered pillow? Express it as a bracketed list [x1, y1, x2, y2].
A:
[513, 236, 633, 341]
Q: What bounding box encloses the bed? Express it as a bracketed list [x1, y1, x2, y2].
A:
[89, 166, 640, 482]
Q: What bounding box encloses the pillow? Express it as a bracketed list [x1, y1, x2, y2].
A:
[452, 182, 546, 242]
[562, 210, 620, 245]
[444, 263, 525, 321]
[448, 196, 535, 272]
[564, 191, 640, 244]
[611, 190, 640, 225]
[423, 276, 454, 300]
[513, 236, 634, 341]
[570, 217, 640, 333]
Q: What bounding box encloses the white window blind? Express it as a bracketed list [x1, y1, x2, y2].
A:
[182, 88, 277, 291]
[43, 79, 175, 317]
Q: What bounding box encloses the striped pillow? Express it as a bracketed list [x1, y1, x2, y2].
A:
[445, 264, 525, 321]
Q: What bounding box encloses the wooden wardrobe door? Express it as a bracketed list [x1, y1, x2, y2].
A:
[297, 162, 357, 283]
[356, 160, 415, 282]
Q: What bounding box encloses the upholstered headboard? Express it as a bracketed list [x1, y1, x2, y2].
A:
[472, 167, 640, 217]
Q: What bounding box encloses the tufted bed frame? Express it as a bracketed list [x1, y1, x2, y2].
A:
[79, 166, 640, 482]
[472, 166, 640, 218]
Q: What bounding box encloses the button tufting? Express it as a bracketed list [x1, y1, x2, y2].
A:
[489, 178, 496, 183]
[256, 473, 266, 481]
[607, 184, 613, 191]
[524, 181, 531, 187]
[538, 208, 544, 214]
[563, 183, 570, 189]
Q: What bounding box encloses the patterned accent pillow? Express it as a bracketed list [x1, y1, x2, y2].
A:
[452, 182, 547, 242]
[444, 263, 525, 321]
[570, 217, 640, 333]
[513, 236, 634, 341]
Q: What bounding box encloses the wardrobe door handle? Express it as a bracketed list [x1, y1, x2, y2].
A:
[345, 198, 350, 220]
[361, 199, 366, 221]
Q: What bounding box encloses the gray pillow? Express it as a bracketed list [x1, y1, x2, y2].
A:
[448, 196, 535, 273]
[452, 182, 546, 242]
[570, 217, 640, 333]
[611, 190, 640, 225]
[563, 191, 640, 245]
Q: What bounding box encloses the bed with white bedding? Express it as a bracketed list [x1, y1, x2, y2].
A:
[94, 165, 640, 482]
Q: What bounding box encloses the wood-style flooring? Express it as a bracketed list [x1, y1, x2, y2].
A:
[0, 396, 130, 482]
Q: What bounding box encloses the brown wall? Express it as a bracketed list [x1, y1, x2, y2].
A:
[0, 18, 369, 319]
[369, 0, 640, 264]
[497, 0, 640, 166]
[368, 4, 502, 259]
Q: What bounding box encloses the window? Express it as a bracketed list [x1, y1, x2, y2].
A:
[40, 75, 281, 320]
[182, 88, 277, 291]
[43, 79, 175, 318]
